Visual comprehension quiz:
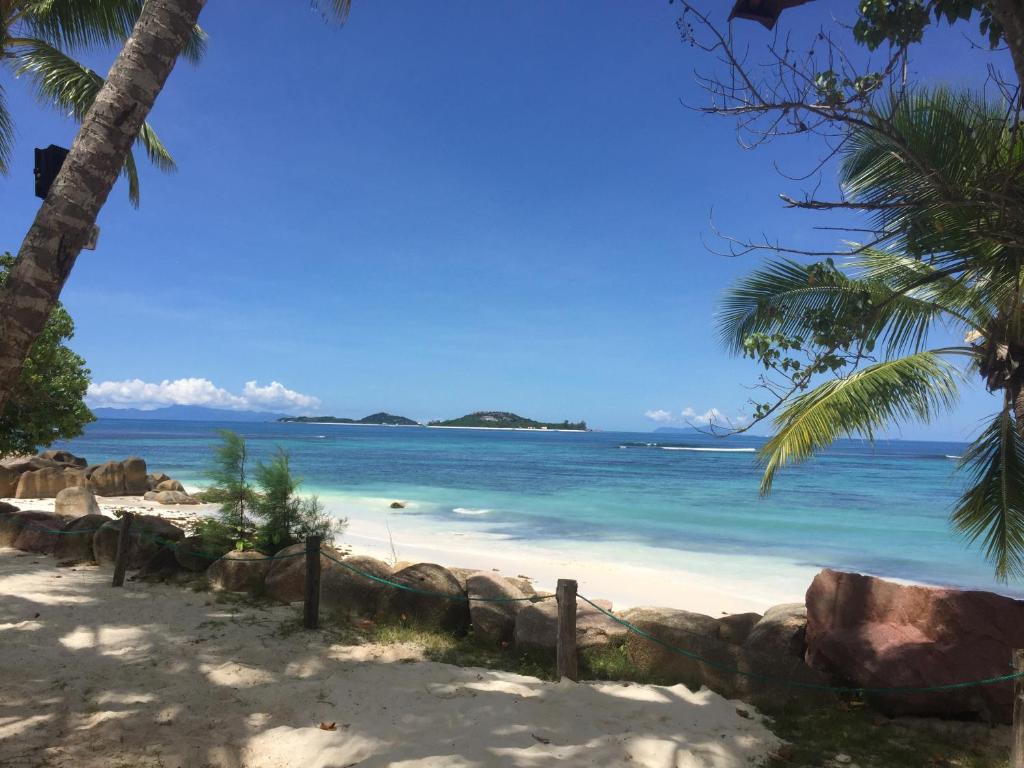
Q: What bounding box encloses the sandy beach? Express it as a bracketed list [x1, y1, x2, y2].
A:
[4, 493, 812, 616]
[0, 546, 780, 768]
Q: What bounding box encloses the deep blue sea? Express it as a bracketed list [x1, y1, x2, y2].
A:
[49, 419, 1017, 598]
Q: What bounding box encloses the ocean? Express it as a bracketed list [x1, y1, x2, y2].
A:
[47, 418, 1016, 602]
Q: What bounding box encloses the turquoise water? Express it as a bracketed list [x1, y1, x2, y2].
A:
[51, 419, 1015, 597]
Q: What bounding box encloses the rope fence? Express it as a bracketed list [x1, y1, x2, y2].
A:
[6, 515, 1024, 700]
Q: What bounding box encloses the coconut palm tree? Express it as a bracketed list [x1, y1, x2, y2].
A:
[718, 87, 1024, 579]
[1, 0, 207, 205]
[0, 0, 351, 425]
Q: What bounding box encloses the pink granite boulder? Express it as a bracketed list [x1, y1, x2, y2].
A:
[805, 569, 1024, 722]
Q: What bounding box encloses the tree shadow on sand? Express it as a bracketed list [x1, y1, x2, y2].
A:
[0, 548, 776, 768]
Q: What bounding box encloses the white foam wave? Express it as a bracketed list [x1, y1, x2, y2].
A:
[453, 507, 492, 516]
[945, 454, 962, 460]
[660, 447, 756, 453]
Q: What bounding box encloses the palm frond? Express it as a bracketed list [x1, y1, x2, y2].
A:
[121, 145, 140, 208]
[717, 256, 959, 359]
[19, 0, 206, 63]
[0, 83, 14, 174]
[841, 88, 1023, 275]
[13, 38, 103, 121]
[952, 404, 1024, 581]
[849, 248, 994, 330]
[13, 38, 176, 201]
[312, 0, 352, 22]
[758, 352, 960, 493]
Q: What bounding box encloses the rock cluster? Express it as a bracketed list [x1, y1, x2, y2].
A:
[0, 452, 197, 503]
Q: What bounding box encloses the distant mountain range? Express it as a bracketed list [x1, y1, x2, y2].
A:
[92, 405, 286, 422]
[429, 411, 587, 431]
[278, 412, 419, 426]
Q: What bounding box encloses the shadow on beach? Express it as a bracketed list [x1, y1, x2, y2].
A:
[0, 547, 776, 768]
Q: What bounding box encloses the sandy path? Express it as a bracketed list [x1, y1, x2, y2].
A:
[0, 548, 779, 768]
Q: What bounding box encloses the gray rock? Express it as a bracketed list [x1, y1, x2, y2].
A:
[39, 450, 87, 468]
[54, 486, 101, 517]
[717, 612, 763, 645]
[4, 511, 68, 553]
[1, 456, 62, 474]
[0, 466, 18, 497]
[384, 563, 470, 633]
[143, 490, 199, 505]
[622, 604, 831, 713]
[744, 603, 808, 660]
[155, 479, 185, 493]
[0, 501, 18, 515]
[53, 514, 110, 562]
[208, 550, 272, 593]
[468, 571, 530, 644]
[265, 543, 346, 603]
[123, 457, 148, 495]
[87, 461, 126, 496]
[515, 597, 625, 652]
[174, 536, 216, 572]
[93, 515, 184, 569]
[15, 467, 86, 498]
[147, 472, 171, 491]
[322, 555, 395, 620]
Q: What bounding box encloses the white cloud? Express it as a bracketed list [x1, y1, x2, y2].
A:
[645, 406, 747, 428]
[644, 409, 675, 423]
[87, 377, 321, 414]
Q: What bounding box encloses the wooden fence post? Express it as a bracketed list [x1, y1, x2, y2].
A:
[112, 512, 133, 587]
[1013, 649, 1024, 768]
[556, 578, 578, 682]
[304, 535, 321, 630]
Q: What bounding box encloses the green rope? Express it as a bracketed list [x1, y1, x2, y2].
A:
[320, 550, 552, 604]
[577, 594, 1023, 695]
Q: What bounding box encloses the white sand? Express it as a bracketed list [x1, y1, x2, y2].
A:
[0, 547, 781, 768]
[5, 493, 813, 615]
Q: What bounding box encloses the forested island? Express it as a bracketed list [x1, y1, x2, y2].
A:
[279, 412, 419, 426]
[428, 411, 587, 431]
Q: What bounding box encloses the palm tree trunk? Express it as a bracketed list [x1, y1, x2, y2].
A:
[0, 0, 205, 416]
[991, 0, 1024, 94]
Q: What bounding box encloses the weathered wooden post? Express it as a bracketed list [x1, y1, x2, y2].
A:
[556, 578, 578, 682]
[112, 512, 133, 587]
[1013, 649, 1024, 768]
[304, 535, 321, 629]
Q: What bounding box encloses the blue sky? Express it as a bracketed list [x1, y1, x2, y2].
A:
[0, 2, 1012, 437]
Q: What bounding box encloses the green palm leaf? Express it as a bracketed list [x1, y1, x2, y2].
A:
[953, 405, 1024, 581]
[841, 88, 1023, 277]
[313, 0, 353, 22]
[13, 38, 176, 204]
[758, 352, 960, 494]
[717, 255, 963, 360]
[0, 84, 14, 174]
[19, 0, 207, 63]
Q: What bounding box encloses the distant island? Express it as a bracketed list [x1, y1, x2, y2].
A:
[278, 412, 420, 426]
[428, 411, 587, 431]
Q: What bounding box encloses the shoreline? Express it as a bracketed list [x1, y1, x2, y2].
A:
[3, 491, 812, 615]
